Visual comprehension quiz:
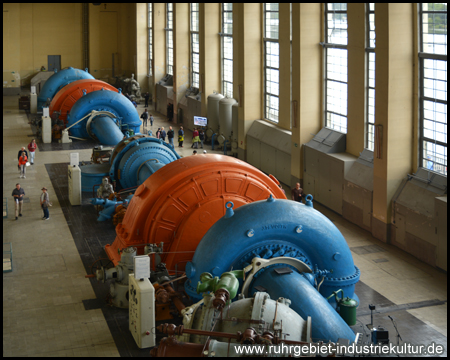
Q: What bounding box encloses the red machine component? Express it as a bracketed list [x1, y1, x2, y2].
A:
[48, 79, 119, 123]
[105, 155, 286, 270]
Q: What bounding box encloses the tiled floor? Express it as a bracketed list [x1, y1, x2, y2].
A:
[3, 94, 447, 357]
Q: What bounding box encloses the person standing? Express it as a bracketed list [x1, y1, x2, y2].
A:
[167, 126, 175, 148]
[28, 139, 37, 165]
[149, 114, 154, 127]
[199, 129, 205, 149]
[160, 127, 167, 142]
[156, 128, 161, 139]
[291, 183, 303, 203]
[18, 152, 28, 178]
[191, 128, 199, 149]
[12, 183, 25, 220]
[144, 92, 150, 107]
[140, 109, 149, 127]
[178, 126, 184, 147]
[18, 147, 28, 171]
[40, 187, 50, 220]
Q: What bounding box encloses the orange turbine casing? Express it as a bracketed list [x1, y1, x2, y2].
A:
[49, 79, 119, 123]
[105, 154, 286, 271]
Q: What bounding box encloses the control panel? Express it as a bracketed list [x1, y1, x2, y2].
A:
[129, 275, 155, 348]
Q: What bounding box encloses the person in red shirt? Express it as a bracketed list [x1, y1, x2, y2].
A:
[18, 152, 28, 178]
[28, 139, 37, 165]
[191, 128, 199, 149]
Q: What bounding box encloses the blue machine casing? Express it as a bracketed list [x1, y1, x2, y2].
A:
[109, 137, 181, 190]
[67, 89, 141, 141]
[37, 67, 94, 109]
[185, 197, 361, 342]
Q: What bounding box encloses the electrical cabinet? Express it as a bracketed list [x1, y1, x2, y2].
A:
[129, 275, 156, 348]
[68, 165, 81, 206]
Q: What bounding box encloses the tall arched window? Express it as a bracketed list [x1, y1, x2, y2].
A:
[190, 3, 200, 88]
[166, 3, 173, 75]
[323, 3, 348, 133]
[264, 3, 280, 123]
[221, 3, 233, 98]
[419, 3, 447, 175]
[366, 3, 375, 150]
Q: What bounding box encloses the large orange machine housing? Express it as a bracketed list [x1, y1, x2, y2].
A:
[105, 155, 286, 271]
[49, 79, 118, 123]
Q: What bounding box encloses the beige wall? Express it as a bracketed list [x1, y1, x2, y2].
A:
[3, 3, 83, 87]
[89, 3, 135, 80]
[2, 3, 137, 89]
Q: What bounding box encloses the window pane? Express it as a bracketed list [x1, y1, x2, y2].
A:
[419, 4, 447, 175]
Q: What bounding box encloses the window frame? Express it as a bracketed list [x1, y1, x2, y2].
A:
[148, 3, 153, 77]
[263, 3, 280, 124]
[323, 3, 348, 133]
[365, 3, 375, 150]
[166, 3, 173, 76]
[221, 3, 233, 98]
[418, 3, 447, 175]
[190, 3, 200, 89]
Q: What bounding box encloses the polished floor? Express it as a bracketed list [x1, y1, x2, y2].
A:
[3, 94, 447, 357]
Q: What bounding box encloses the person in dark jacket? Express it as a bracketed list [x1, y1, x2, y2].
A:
[144, 92, 150, 107]
[12, 183, 25, 220]
[140, 109, 149, 127]
[178, 126, 184, 147]
[199, 129, 205, 149]
[160, 127, 167, 142]
[291, 183, 303, 203]
[167, 126, 175, 148]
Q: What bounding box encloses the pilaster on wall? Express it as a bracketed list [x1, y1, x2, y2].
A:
[372, 3, 414, 242]
[199, 4, 220, 117]
[346, 3, 366, 156]
[152, 3, 166, 103]
[278, 3, 291, 131]
[173, 3, 190, 119]
[136, 3, 148, 93]
[234, 3, 262, 156]
[291, 3, 321, 186]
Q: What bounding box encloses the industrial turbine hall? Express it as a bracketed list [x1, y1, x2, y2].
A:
[3, 3, 447, 358]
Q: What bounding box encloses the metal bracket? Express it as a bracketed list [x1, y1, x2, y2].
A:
[241, 257, 312, 297]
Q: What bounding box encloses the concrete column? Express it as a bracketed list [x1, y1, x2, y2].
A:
[346, 3, 366, 156]
[372, 3, 414, 242]
[152, 3, 166, 103]
[173, 3, 190, 119]
[233, 3, 262, 160]
[136, 3, 148, 93]
[278, 3, 291, 131]
[291, 3, 321, 186]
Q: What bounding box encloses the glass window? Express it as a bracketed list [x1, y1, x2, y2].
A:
[148, 3, 153, 76]
[324, 3, 348, 133]
[419, 3, 447, 175]
[191, 4, 200, 88]
[366, 3, 375, 150]
[222, 3, 233, 98]
[166, 3, 173, 75]
[264, 3, 279, 123]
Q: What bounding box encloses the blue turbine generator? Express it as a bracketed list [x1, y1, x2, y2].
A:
[185, 195, 360, 343]
[66, 88, 142, 145]
[37, 67, 94, 110]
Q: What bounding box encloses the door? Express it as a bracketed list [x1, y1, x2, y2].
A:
[48, 55, 61, 72]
